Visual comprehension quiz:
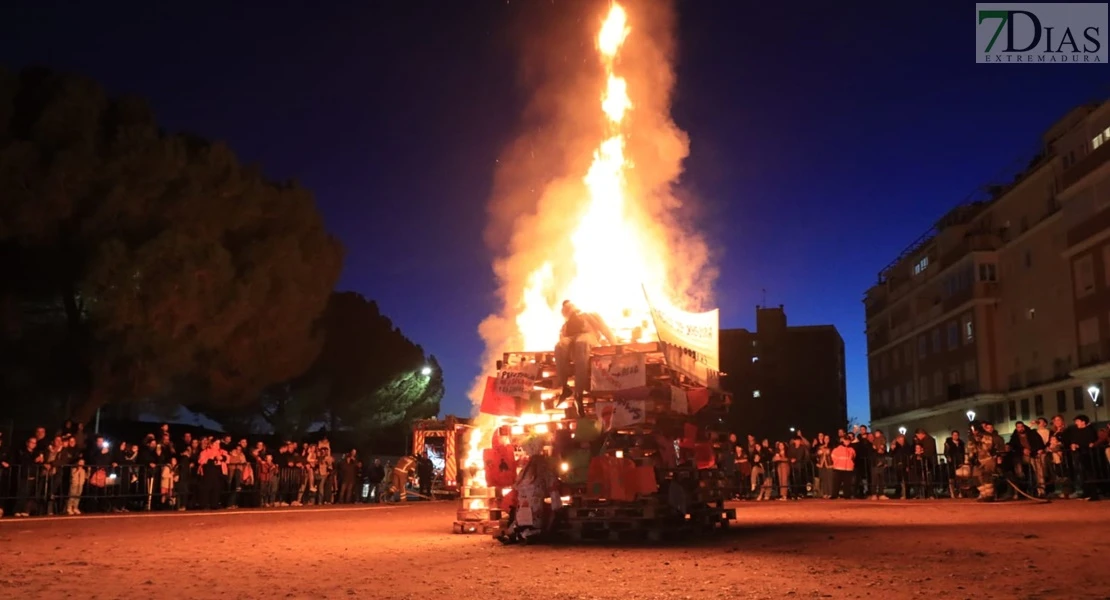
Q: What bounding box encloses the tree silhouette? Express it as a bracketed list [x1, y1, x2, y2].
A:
[0, 67, 344, 422]
[292, 292, 443, 433]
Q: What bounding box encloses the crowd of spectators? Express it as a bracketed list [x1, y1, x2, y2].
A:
[720, 415, 1110, 501]
[0, 421, 425, 518]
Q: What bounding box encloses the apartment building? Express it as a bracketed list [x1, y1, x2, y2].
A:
[864, 100, 1109, 446]
[722, 305, 847, 440]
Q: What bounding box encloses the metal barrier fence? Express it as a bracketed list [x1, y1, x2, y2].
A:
[0, 464, 398, 516]
[2, 447, 1108, 516]
[728, 446, 1110, 500]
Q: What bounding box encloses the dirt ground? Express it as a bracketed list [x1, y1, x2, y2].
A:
[0, 500, 1107, 599]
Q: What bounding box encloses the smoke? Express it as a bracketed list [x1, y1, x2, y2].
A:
[470, 0, 716, 408]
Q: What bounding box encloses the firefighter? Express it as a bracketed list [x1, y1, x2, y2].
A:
[969, 421, 1003, 502]
[389, 454, 417, 502]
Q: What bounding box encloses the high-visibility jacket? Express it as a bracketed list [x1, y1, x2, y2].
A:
[831, 445, 856, 471]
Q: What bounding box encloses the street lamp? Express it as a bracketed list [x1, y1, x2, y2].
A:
[898, 426, 907, 435]
[1088, 383, 1102, 422]
[421, 366, 432, 376]
[966, 409, 976, 422]
[789, 427, 796, 432]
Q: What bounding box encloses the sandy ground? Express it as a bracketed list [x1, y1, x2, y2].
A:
[0, 500, 1107, 599]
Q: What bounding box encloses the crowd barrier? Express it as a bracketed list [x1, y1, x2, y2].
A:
[2, 447, 1108, 516]
[0, 464, 394, 516]
[730, 447, 1110, 499]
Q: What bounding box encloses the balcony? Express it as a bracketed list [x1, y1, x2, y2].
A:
[1066, 204, 1110, 249]
[865, 296, 888, 320]
[1078, 341, 1110, 367]
[938, 231, 1001, 270]
[1059, 139, 1110, 192]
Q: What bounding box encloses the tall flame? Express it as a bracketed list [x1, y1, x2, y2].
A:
[467, 0, 715, 472]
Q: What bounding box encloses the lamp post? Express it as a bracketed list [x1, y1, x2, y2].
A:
[1088, 383, 1102, 424]
[898, 426, 907, 436]
[421, 366, 432, 376]
[966, 409, 976, 422]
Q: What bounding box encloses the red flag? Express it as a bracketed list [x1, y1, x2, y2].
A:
[479, 376, 519, 416]
[686, 387, 710, 414]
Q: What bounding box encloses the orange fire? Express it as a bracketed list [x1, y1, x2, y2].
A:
[465, 1, 712, 488]
[514, 1, 664, 352]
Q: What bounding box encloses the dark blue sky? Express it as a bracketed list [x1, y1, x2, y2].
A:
[3, 1, 1105, 424]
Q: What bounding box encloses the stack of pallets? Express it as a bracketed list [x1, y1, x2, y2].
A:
[452, 486, 503, 535]
[482, 340, 737, 543]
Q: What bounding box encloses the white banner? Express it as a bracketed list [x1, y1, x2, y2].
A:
[597, 399, 647, 431]
[661, 344, 720, 389]
[670, 385, 688, 415]
[644, 286, 720, 388]
[643, 286, 719, 371]
[589, 352, 647, 391]
[495, 363, 537, 398]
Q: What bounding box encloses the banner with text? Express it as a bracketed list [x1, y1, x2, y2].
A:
[597, 399, 647, 431]
[589, 352, 647, 392]
[643, 285, 720, 387]
[495, 363, 538, 398]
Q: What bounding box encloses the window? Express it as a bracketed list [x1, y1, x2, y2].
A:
[978, 263, 997, 282]
[1078, 317, 1099, 346]
[1057, 390, 1068, 413]
[919, 377, 929, 400]
[964, 359, 977, 386]
[933, 372, 944, 399]
[1020, 398, 1030, 421]
[1008, 400, 1017, 422]
[904, 343, 913, 365]
[1093, 126, 1110, 149]
[931, 329, 941, 353]
[1024, 250, 1033, 268]
[905, 382, 915, 405]
[1075, 255, 1095, 297]
[881, 389, 890, 408]
[892, 351, 900, 370]
[1034, 394, 1044, 417]
[914, 256, 929, 275]
[752, 390, 761, 398]
[1073, 387, 1084, 410]
[1027, 308, 1036, 320]
[893, 386, 902, 407]
[962, 314, 974, 343]
[947, 321, 958, 349]
[1103, 244, 1110, 286]
[918, 335, 927, 357]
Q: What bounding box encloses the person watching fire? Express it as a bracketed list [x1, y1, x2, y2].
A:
[554, 300, 617, 411]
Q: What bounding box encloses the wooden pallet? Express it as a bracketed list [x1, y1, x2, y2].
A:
[453, 520, 501, 535]
[566, 502, 671, 520]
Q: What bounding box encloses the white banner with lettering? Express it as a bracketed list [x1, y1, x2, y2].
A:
[495, 363, 538, 398]
[589, 352, 647, 391]
[596, 399, 647, 431]
[643, 285, 720, 387]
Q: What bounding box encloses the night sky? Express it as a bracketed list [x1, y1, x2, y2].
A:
[3, 1, 1106, 424]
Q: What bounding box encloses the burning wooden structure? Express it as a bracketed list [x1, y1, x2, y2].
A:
[460, 333, 737, 542]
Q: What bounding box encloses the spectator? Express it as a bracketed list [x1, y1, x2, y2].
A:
[831, 436, 856, 499]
